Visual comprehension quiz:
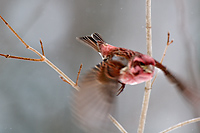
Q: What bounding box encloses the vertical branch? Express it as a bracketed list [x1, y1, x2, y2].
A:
[145, 0, 152, 57]
[137, 0, 152, 133]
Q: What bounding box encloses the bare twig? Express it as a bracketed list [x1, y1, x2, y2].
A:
[160, 117, 200, 133]
[109, 115, 128, 133]
[0, 15, 79, 91]
[40, 39, 45, 56]
[151, 32, 173, 86]
[60, 63, 82, 86]
[75, 63, 82, 86]
[161, 32, 174, 63]
[137, 0, 152, 132]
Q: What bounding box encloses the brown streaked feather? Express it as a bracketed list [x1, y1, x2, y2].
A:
[72, 61, 119, 132]
[76, 36, 100, 52]
[76, 33, 107, 53]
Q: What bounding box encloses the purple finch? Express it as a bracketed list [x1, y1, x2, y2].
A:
[73, 33, 199, 132]
[73, 33, 155, 131]
[77, 33, 155, 86]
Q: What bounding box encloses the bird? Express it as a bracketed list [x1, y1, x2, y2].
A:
[73, 33, 200, 132]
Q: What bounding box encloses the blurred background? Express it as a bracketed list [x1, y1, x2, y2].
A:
[0, 0, 200, 132]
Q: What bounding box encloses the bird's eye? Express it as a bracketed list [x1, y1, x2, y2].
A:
[111, 55, 128, 66]
[139, 62, 145, 66]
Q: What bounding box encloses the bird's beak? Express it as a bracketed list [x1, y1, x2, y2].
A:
[140, 65, 154, 73]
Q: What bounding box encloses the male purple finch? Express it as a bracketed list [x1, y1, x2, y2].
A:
[73, 33, 198, 132]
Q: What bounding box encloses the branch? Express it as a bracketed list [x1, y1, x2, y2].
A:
[160, 117, 200, 133]
[137, 0, 152, 132]
[0, 15, 79, 91]
[109, 115, 128, 133]
[151, 32, 173, 86]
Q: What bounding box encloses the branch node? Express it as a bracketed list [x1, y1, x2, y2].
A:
[167, 32, 174, 46]
[60, 76, 71, 85]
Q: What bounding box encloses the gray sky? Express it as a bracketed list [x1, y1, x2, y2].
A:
[0, 0, 199, 132]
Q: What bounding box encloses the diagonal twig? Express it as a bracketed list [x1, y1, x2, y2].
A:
[160, 117, 200, 133]
[151, 32, 173, 87]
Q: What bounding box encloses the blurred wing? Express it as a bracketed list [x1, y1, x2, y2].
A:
[155, 60, 200, 104]
[72, 62, 119, 132]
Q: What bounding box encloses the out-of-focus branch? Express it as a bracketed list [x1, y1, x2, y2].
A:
[160, 117, 200, 133]
[109, 115, 128, 133]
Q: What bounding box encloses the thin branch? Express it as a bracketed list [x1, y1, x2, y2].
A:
[0, 15, 79, 91]
[60, 63, 82, 86]
[151, 32, 173, 86]
[137, 86, 151, 133]
[160, 117, 200, 133]
[75, 63, 82, 86]
[109, 115, 128, 133]
[45, 58, 79, 90]
[0, 53, 44, 61]
[40, 39, 45, 56]
[137, 0, 152, 132]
